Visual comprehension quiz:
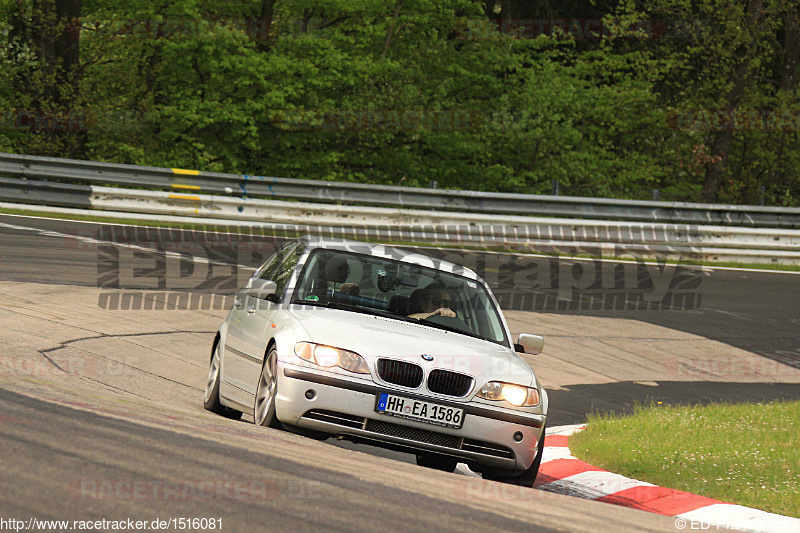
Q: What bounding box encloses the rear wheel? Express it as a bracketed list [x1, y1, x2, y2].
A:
[203, 341, 242, 420]
[483, 425, 546, 487]
[254, 347, 281, 428]
[416, 453, 458, 472]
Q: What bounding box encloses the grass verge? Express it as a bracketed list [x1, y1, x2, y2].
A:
[569, 400, 800, 518]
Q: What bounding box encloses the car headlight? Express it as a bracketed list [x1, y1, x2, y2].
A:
[293, 342, 370, 374]
[476, 381, 540, 407]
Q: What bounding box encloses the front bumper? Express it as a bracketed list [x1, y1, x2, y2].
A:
[275, 364, 546, 472]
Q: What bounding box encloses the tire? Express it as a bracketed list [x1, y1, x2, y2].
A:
[203, 341, 242, 420]
[416, 453, 458, 472]
[254, 347, 281, 428]
[483, 424, 546, 487]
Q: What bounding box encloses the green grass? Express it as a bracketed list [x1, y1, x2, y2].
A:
[569, 401, 800, 518]
[1, 206, 799, 271]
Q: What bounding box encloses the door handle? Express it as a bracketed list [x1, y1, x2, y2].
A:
[233, 298, 243, 308]
[247, 305, 256, 314]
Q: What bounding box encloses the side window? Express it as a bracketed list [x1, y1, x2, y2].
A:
[257, 241, 295, 281]
[272, 243, 304, 296]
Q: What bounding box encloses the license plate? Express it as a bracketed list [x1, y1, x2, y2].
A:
[376, 393, 464, 429]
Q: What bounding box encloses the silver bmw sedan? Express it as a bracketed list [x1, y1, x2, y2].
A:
[204, 235, 547, 486]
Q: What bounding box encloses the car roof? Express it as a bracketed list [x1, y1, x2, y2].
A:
[299, 235, 481, 281]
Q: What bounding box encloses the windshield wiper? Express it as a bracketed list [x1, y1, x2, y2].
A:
[291, 299, 420, 324]
[417, 318, 484, 341]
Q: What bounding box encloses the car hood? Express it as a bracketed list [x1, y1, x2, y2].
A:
[289, 307, 534, 387]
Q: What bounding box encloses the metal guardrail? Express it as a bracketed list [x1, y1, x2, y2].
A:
[0, 176, 92, 209]
[2, 177, 799, 265]
[1, 152, 799, 228]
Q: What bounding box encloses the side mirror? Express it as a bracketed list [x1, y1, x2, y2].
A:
[247, 279, 278, 300]
[515, 333, 544, 355]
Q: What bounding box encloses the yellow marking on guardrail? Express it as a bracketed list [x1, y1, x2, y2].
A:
[171, 183, 201, 190]
[172, 168, 200, 175]
[169, 194, 201, 201]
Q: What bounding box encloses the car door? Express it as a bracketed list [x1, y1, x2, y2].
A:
[223, 241, 296, 396]
[237, 241, 305, 396]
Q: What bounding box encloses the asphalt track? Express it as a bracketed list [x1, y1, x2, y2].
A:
[1, 214, 798, 365]
[1, 213, 798, 531]
[3, 388, 568, 532]
[2, 213, 798, 422]
[0, 281, 677, 533]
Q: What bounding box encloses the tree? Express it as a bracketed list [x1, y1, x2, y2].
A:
[622, 0, 800, 205]
[0, 0, 796, 206]
[3, 0, 84, 156]
[701, 0, 766, 203]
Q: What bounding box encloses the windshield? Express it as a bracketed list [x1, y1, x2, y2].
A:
[291, 248, 509, 346]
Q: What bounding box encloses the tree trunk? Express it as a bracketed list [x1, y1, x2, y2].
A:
[8, 0, 29, 94]
[55, 0, 81, 102]
[780, 5, 800, 94]
[701, 0, 764, 203]
[11, 0, 84, 157]
[701, 129, 734, 203]
[31, 0, 57, 107]
[501, 0, 511, 25]
[56, 0, 84, 157]
[255, 0, 276, 51]
[768, 5, 800, 203]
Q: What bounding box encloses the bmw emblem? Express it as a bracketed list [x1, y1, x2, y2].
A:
[421, 354, 434, 361]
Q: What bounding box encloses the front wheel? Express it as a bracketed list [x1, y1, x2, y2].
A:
[203, 341, 242, 420]
[483, 425, 546, 487]
[254, 347, 281, 428]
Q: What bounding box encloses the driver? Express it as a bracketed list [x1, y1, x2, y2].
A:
[409, 285, 456, 320]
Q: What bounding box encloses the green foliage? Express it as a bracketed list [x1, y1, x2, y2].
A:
[0, 0, 798, 205]
[614, 0, 800, 203]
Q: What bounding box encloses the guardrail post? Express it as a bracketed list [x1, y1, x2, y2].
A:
[652, 189, 660, 201]
[552, 179, 559, 196]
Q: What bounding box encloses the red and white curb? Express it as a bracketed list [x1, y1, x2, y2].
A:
[533, 425, 799, 533]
